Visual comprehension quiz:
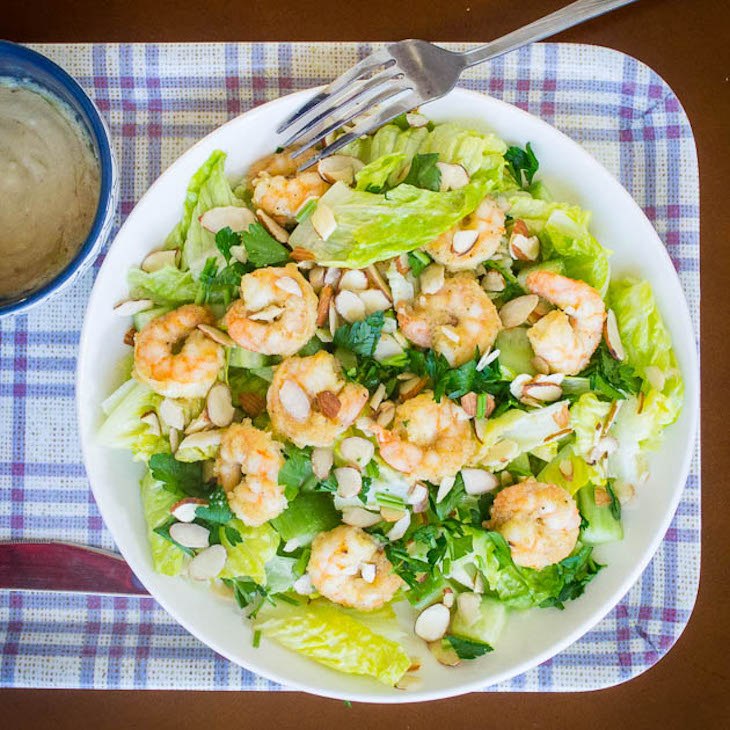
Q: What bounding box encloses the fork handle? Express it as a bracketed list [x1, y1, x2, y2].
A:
[460, 0, 639, 68]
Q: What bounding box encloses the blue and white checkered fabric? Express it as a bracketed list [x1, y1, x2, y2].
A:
[0, 42, 699, 691]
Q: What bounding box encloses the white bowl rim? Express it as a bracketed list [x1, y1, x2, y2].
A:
[77, 85, 699, 703]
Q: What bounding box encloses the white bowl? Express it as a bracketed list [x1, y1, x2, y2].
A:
[77, 87, 699, 702]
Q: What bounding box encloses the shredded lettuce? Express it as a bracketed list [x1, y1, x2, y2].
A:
[140, 471, 186, 576]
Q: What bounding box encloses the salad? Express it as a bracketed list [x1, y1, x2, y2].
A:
[100, 112, 683, 689]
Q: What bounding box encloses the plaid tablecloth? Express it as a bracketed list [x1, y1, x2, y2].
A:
[0, 42, 699, 692]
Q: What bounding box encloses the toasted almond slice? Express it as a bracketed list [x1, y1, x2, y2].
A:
[341, 506, 381, 528]
[275, 276, 303, 297]
[376, 401, 396, 428]
[499, 295, 539, 328]
[473, 417, 489, 443]
[553, 402, 570, 429]
[460, 392, 477, 417]
[521, 381, 563, 402]
[311, 202, 337, 240]
[360, 562, 377, 584]
[170, 497, 206, 523]
[543, 427, 573, 444]
[400, 375, 428, 401]
[509, 373, 532, 400]
[248, 305, 285, 322]
[340, 436, 375, 468]
[308, 266, 326, 291]
[532, 355, 551, 375]
[461, 468, 499, 495]
[407, 483, 429, 507]
[184, 409, 212, 435]
[335, 289, 366, 323]
[339, 269, 369, 291]
[406, 112, 429, 128]
[239, 391, 266, 418]
[436, 162, 470, 191]
[370, 383, 387, 411]
[602, 399, 623, 436]
[188, 544, 227, 580]
[207, 383, 235, 428]
[159, 398, 186, 431]
[141, 249, 178, 272]
[414, 603, 451, 642]
[381, 506, 406, 523]
[177, 429, 223, 452]
[335, 466, 362, 498]
[169, 427, 180, 454]
[169, 522, 210, 549]
[419, 263, 445, 295]
[365, 264, 393, 301]
[123, 327, 136, 346]
[359, 289, 391, 315]
[476, 348, 500, 372]
[311, 446, 334, 480]
[509, 233, 540, 261]
[604, 309, 625, 361]
[559, 459, 574, 480]
[328, 299, 338, 338]
[386, 511, 411, 541]
[289, 246, 315, 262]
[199, 206, 256, 234]
[256, 208, 290, 243]
[317, 154, 364, 185]
[483, 269, 506, 292]
[316, 390, 341, 419]
[324, 266, 341, 286]
[436, 475, 456, 504]
[429, 640, 461, 667]
[114, 299, 154, 317]
[316, 285, 334, 327]
[140, 411, 161, 437]
[280, 380, 311, 421]
[452, 229, 479, 255]
[441, 587, 455, 609]
[197, 324, 235, 347]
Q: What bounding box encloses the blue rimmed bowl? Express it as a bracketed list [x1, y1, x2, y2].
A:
[0, 41, 118, 317]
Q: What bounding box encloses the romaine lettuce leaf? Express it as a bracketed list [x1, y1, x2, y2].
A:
[219, 519, 279, 584]
[354, 152, 407, 192]
[140, 471, 186, 576]
[127, 266, 199, 306]
[254, 599, 411, 686]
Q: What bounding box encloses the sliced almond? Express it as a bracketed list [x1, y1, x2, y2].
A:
[440, 326, 460, 344]
[335, 289, 366, 322]
[509, 233, 540, 261]
[604, 309, 625, 361]
[476, 348, 500, 372]
[414, 603, 451, 642]
[359, 289, 392, 315]
[275, 276, 303, 297]
[324, 266, 341, 287]
[177, 429, 223, 453]
[512, 219, 530, 237]
[170, 497, 207, 523]
[400, 375, 428, 401]
[308, 266, 326, 292]
[359, 562, 377, 584]
[499, 295, 539, 328]
[442, 587, 455, 609]
[483, 269, 506, 292]
[159, 398, 186, 431]
[256, 208, 290, 243]
[407, 483, 429, 507]
[169, 427, 180, 454]
[543, 427, 573, 444]
[553, 402, 570, 429]
[380, 506, 406, 523]
[429, 640, 461, 667]
[184, 409, 212, 435]
[141, 249, 178, 272]
[461, 468, 499, 495]
[532, 355, 551, 375]
[123, 327, 136, 346]
[341, 506, 381, 528]
[114, 299, 154, 317]
[436, 162, 470, 192]
[239, 391, 266, 418]
[339, 269, 369, 291]
[369, 383, 387, 411]
[317, 154, 364, 185]
[199, 206, 256, 234]
[365, 264, 393, 302]
[521, 381, 563, 402]
[328, 299, 338, 338]
[140, 411, 161, 437]
[386, 511, 411, 541]
[452, 229, 479, 255]
[280, 380, 311, 421]
[169, 522, 210, 549]
[602, 399, 623, 436]
[376, 401, 396, 428]
[311, 446, 334, 480]
[460, 392, 477, 418]
[339, 437, 375, 468]
[188, 544, 227, 580]
[289, 246, 315, 262]
[558, 459, 574, 480]
[335, 467, 362, 498]
[248, 305, 285, 322]
[316, 284, 334, 327]
[406, 112, 429, 128]
[316, 390, 341, 419]
[436, 476, 456, 504]
[419, 263, 445, 295]
[207, 383, 235, 428]
[197, 324, 235, 347]
[311, 202, 337, 240]
[484, 439, 520, 464]
[473, 417, 489, 444]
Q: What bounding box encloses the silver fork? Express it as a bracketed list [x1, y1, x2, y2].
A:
[279, 0, 638, 169]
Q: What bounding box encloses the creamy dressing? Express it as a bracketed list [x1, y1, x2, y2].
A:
[0, 83, 100, 299]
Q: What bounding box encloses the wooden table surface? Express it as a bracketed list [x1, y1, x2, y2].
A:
[3, 0, 729, 726]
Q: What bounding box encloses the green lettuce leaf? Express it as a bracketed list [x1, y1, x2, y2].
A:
[219, 519, 279, 584]
[127, 265, 199, 307]
[140, 471, 186, 576]
[254, 600, 411, 686]
[354, 152, 408, 192]
[289, 171, 498, 268]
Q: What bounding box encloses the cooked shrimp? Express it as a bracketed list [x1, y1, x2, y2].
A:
[252, 156, 330, 225]
[397, 273, 502, 367]
[366, 391, 477, 483]
[525, 270, 606, 375]
[487, 479, 580, 570]
[307, 525, 402, 611]
[214, 421, 287, 527]
[426, 197, 505, 271]
[223, 264, 318, 356]
[133, 304, 224, 398]
[267, 351, 369, 448]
